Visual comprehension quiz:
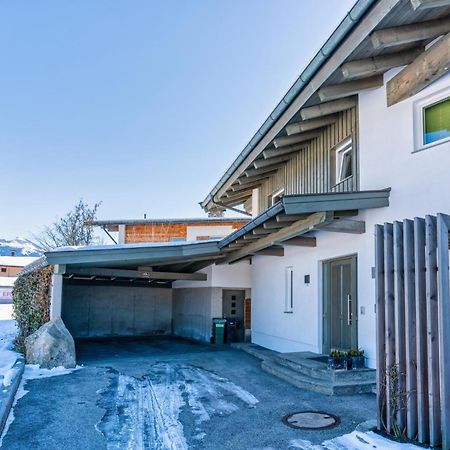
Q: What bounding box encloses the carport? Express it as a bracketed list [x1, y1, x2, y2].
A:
[38, 240, 242, 341]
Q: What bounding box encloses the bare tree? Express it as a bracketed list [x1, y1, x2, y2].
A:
[36, 199, 102, 250]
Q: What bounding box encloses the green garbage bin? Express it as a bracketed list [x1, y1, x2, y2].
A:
[212, 318, 227, 345]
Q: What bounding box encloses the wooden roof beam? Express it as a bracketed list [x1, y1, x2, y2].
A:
[387, 32, 450, 106]
[220, 212, 331, 264]
[300, 96, 357, 120]
[322, 219, 366, 234]
[276, 214, 309, 222]
[282, 236, 317, 247]
[245, 162, 286, 178]
[252, 228, 271, 235]
[411, 0, 450, 10]
[285, 115, 339, 136]
[262, 145, 305, 160]
[255, 246, 284, 257]
[318, 75, 384, 102]
[238, 173, 275, 185]
[340, 47, 423, 80]
[273, 130, 321, 148]
[253, 155, 295, 170]
[371, 15, 450, 49]
[263, 219, 290, 230]
[231, 181, 263, 193]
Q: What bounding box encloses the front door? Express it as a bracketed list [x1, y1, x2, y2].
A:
[222, 289, 245, 342]
[323, 255, 357, 353]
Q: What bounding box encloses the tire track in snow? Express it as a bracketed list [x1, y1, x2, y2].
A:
[96, 363, 258, 450]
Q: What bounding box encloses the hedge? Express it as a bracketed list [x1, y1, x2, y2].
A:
[12, 266, 53, 352]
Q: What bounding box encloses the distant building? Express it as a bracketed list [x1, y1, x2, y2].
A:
[0, 256, 38, 304]
[0, 277, 15, 303]
[91, 217, 249, 244]
[0, 256, 39, 277]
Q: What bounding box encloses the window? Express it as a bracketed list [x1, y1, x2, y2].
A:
[1, 268, 6, 273]
[423, 96, 450, 145]
[285, 266, 294, 313]
[336, 138, 353, 183]
[414, 88, 450, 151]
[269, 188, 284, 208]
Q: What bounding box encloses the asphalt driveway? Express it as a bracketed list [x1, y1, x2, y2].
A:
[1, 337, 376, 449]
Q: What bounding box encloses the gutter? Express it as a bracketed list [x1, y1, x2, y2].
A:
[201, 0, 377, 211]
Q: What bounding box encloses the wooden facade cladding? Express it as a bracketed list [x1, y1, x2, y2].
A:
[257, 106, 358, 212]
[124, 221, 245, 244]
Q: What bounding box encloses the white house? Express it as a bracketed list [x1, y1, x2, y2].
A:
[39, 0, 450, 374]
[200, 0, 450, 368]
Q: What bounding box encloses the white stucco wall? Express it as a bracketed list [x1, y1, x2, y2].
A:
[186, 225, 234, 241]
[251, 70, 450, 368]
[173, 261, 251, 289]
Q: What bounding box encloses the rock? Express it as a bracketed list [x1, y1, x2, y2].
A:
[25, 318, 76, 369]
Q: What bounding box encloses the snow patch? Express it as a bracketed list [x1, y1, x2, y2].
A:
[97, 362, 258, 450]
[0, 321, 19, 389]
[289, 430, 423, 449]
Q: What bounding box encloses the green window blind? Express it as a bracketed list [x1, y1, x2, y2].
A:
[424, 96, 450, 145]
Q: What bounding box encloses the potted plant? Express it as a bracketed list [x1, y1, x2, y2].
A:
[328, 350, 347, 370]
[347, 348, 365, 369]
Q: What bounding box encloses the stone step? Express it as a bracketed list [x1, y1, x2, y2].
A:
[261, 358, 376, 396]
[230, 342, 279, 361]
[275, 354, 376, 384]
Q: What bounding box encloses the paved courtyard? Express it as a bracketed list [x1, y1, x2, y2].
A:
[1, 337, 376, 449]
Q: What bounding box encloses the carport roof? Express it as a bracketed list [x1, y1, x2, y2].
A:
[30, 239, 223, 274]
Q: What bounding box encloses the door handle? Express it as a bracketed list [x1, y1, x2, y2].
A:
[347, 295, 352, 326]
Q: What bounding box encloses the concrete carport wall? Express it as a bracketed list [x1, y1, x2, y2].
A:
[41, 240, 228, 341]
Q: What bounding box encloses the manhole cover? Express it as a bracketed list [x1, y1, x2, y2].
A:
[282, 411, 340, 430]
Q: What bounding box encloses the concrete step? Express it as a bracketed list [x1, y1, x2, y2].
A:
[275, 354, 376, 384]
[261, 358, 376, 396]
[230, 342, 279, 361]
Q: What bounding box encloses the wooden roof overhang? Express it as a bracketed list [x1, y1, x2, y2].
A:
[218, 189, 391, 264]
[202, 0, 450, 213]
[43, 241, 224, 287]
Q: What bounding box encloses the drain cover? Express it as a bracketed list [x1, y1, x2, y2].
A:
[282, 411, 340, 430]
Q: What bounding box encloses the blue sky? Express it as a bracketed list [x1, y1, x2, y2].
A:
[0, 0, 355, 239]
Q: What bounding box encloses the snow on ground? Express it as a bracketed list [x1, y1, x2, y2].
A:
[96, 362, 259, 450]
[0, 319, 19, 389]
[289, 430, 422, 449]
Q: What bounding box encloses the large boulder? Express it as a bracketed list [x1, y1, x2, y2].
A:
[25, 318, 76, 369]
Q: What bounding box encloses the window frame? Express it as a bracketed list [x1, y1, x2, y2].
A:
[270, 188, 285, 207]
[413, 86, 450, 152]
[336, 138, 353, 183]
[284, 266, 294, 313]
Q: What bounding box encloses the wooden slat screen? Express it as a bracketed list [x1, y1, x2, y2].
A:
[375, 213, 450, 449]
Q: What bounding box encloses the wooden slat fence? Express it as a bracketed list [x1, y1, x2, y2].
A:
[375, 213, 450, 449]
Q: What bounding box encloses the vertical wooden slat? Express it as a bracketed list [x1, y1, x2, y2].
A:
[414, 217, 429, 443]
[437, 213, 450, 449]
[394, 221, 406, 433]
[425, 215, 441, 446]
[384, 222, 395, 433]
[375, 224, 386, 431]
[403, 219, 418, 439]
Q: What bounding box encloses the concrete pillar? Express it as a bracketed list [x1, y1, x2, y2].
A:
[118, 225, 126, 244]
[50, 264, 65, 320]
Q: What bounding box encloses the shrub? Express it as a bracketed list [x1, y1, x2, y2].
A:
[12, 266, 53, 352]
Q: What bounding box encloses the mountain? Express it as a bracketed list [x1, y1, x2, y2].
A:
[0, 237, 43, 256]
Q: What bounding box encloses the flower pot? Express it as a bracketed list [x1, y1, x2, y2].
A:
[327, 356, 347, 370]
[351, 355, 365, 369]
